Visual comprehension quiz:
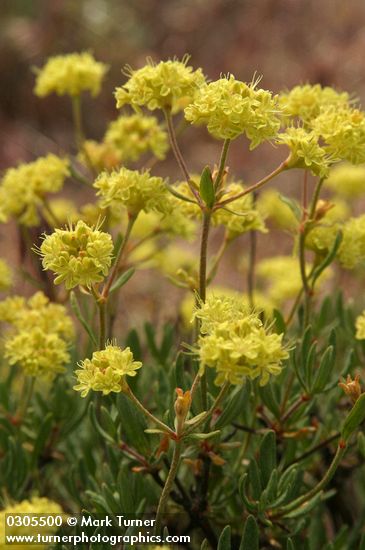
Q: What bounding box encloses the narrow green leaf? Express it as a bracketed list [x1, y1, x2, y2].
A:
[279, 193, 301, 221]
[341, 393, 365, 442]
[258, 430, 277, 487]
[273, 308, 286, 334]
[200, 166, 215, 208]
[217, 525, 231, 550]
[311, 231, 343, 288]
[110, 267, 135, 293]
[239, 515, 259, 550]
[312, 346, 335, 393]
[70, 290, 97, 346]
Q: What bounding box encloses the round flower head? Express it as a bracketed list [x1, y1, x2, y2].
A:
[4, 327, 70, 380]
[279, 84, 349, 125]
[0, 259, 12, 291]
[277, 127, 331, 177]
[305, 220, 341, 256]
[74, 345, 142, 397]
[0, 497, 63, 550]
[94, 167, 171, 216]
[325, 162, 365, 199]
[39, 220, 113, 289]
[0, 154, 70, 226]
[115, 55, 205, 113]
[34, 52, 108, 97]
[212, 183, 267, 239]
[184, 75, 280, 147]
[104, 114, 168, 161]
[193, 294, 288, 386]
[313, 105, 365, 165]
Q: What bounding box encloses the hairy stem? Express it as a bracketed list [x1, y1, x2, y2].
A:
[214, 138, 231, 191]
[184, 381, 230, 436]
[125, 386, 175, 438]
[154, 440, 183, 535]
[198, 211, 212, 409]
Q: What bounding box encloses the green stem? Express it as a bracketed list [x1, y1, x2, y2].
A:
[198, 210, 212, 410]
[214, 139, 231, 191]
[272, 443, 346, 518]
[15, 377, 35, 422]
[207, 234, 229, 284]
[102, 214, 136, 299]
[125, 386, 175, 438]
[309, 177, 325, 219]
[164, 109, 201, 205]
[154, 439, 183, 535]
[298, 230, 311, 326]
[98, 300, 106, 349]
[71, 95, 85, 150]
[42, 198, 61, 227]
[216, 158, 289, 208]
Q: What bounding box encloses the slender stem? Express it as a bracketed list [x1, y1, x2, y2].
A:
[281, 394, 309, 424]
[98, 300, 106, 349]
[214, 139, 231, 191]
[216, 158, 289, 208]
[102, 214, 136, 299]
[125, 386, 175, 438]
[164, 109, 201, 205]
[207, 234, 229, 284]
[298, 230, 311, 326]
[71, 95, 85, 150]
[287, 432, 340, 467]
[184, 381, 230, 436]
[309, 177, 325, 219]
[198, 211, 212, 409]
[247, 192, 258, 307]
[272, 442, 347, 518]
[154, 439, 183, 535]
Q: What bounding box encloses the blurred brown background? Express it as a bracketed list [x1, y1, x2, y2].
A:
[1, 0, 365, 325]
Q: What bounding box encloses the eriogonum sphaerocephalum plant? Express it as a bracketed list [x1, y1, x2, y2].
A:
[2, 52, 365, 548]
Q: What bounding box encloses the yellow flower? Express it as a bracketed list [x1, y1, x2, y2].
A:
[5, 327, 70, 379]
[0, 497, 63, 550]
[43, 198, 79, 227]
[325, 163, 365, 199]
[104, 114, 168, 161]
[193, 294, 288, 386]
[74, 345, 142, 397]
[185, 75, 280, 146]
[34, 52, 108, 97]
[337, 215, 365, 269]
[277, 127, 331, 177]
[115, 56, 205, 113]
[0, 155, 70, 226]
[39, 220, 113, 289]
[313, 105, 365, 165]
[94, 167, 171, 216]
[279, 84, 349, 125]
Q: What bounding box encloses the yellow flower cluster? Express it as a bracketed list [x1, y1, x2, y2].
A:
[193, 295, 288, 386]
[39, 220, 113, 289]
[155, 244, 196, 282]
[115, 56, 205, 113]
[104, 114, 168, 161]
[94, 167, 170, 216]
[34, 52, 108, 97]
[1, 291, 73, 379]
[74, 345, 142, 397]
[279, 84, 349, 125]
[277, 127, 331, 177]
[355, 312, 365, 340]
[0, 497, 63, 550]
[0, 259, 12, 291]
[0, 155, 70, 226]
[185, 75, 280, 146]
[213, 183, 267, 239]
[325, 162, 365, 199]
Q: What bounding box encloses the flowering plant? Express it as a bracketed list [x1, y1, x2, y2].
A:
[1, 53, 365, 549]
